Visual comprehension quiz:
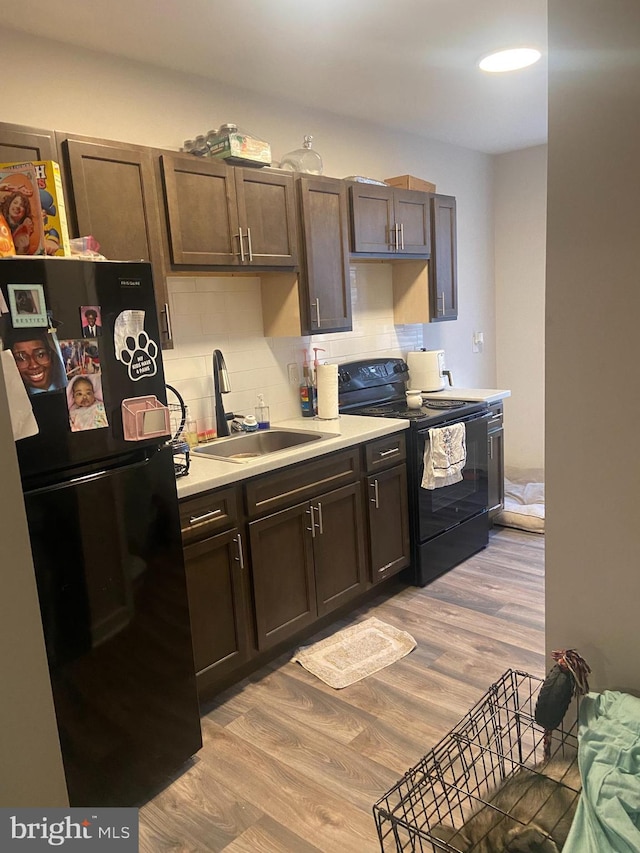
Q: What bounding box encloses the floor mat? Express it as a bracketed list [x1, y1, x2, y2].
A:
[292, 617, 417, 689]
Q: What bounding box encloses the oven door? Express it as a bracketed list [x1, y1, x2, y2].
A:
[415, 411, 490, 541]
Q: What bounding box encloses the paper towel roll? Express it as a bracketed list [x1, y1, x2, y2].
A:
[316, 363, 339, 419]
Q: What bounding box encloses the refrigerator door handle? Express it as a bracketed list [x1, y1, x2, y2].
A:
[163, 302, 173, 344]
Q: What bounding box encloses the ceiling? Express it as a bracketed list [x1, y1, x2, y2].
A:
[16, 0, 547, 155]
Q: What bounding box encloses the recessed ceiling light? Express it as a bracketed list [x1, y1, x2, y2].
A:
[479, 48, 542, 73]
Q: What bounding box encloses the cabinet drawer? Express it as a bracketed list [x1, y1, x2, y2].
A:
[180, 486, 240, 544]
[245, 448, 360, 517]
[364, 433, 406, 473]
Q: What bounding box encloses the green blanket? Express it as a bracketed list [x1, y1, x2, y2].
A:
[564, 690, 640, 852]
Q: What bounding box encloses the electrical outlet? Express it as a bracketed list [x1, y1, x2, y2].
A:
[287, 362, 300, 384]
[472, 331, 484, 353]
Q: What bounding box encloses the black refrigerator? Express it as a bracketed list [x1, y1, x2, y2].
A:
[0, 258, 202, 807]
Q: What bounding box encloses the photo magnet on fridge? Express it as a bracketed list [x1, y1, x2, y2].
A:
[60, 338, 101, 379]
[67, 373, 109, 432]
[7, 283, 48, 327]
[5, 326, 68, 396]
[80, 304, 103, 337]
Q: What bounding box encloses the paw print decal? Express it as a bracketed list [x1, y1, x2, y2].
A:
[120, 331, 158, 381]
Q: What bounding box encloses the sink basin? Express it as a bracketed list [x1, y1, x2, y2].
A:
[192, 427, 334, 463]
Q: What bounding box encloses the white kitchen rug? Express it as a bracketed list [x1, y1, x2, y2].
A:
[292, 617, 417, 689]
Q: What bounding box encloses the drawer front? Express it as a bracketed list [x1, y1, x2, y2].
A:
[245, 448, 360, 518]
[364, 433, 406, 473]
[180, 486, 240, 544]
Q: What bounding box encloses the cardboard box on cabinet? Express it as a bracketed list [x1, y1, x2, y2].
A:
[0, 160, 71, 256]
[385, 174, 437, 194]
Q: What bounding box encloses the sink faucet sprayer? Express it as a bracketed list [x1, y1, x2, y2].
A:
[212, 349, 231, 437]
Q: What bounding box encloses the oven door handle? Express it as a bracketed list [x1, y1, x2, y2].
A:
[418, 409, 491, 438]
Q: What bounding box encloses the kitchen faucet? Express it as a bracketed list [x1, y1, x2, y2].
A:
[212, 349, 231, 437]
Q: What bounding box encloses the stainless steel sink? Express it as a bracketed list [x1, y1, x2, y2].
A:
[192, 427, 334, 463]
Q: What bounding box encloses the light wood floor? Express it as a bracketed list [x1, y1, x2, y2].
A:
[139, 526, 545, 852]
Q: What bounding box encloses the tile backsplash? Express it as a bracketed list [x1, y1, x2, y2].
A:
[163, 263, 425, 432]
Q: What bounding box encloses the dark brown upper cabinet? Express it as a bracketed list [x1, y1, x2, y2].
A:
[429, 193, 458, 321]
[160, 154, 239, 266]
[297, 174, 352, 333]
[160, 154, 298, 269]
[235, 167, 298, 267]
[57, 134, 172, 346]
[348, 183, 431, 256]
[0, 122, 59, 164]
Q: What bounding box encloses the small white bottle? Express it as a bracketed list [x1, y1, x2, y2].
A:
[255, 394, 270, 430]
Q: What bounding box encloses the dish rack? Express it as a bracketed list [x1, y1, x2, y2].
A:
[373, 669, 580, 852]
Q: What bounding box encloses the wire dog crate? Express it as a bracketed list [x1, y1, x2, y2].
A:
[373, 669, 580, 852]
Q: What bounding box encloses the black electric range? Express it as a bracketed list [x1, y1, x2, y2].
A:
[338, 358, 487, 425]
[338, 358, 491, 586]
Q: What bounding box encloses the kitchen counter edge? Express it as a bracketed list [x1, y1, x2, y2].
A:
[176, 415, 409, 499]
[422, 388, 511, 404]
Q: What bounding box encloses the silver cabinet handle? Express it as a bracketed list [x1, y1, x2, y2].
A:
[246, 227, 253, 262]
[233, 533, 245, 569]
[489, 435, 494, 460]
[313, 297, 321, 327]
[439, 291, 446, 315]
[316, 502, 324, 535]
[399, 222, 404, 251]
[394, 222, 400, 251]
[378, 447, 400, 458]
[236, 226, 245, 262]
[306, 505, 315, 538]
[370, 479, 380, 509]
[189, 509, 222, 525]
[163, 302, 173, 344]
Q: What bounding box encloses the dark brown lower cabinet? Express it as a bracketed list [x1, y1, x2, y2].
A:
[366, 464, 411, 583]
[249, 482, 366, 652]
[183, 528, 251, 693]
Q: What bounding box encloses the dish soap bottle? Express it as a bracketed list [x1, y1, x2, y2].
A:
[255, 393, 270, 430]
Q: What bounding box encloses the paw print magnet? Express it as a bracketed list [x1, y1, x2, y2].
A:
[120, 331, 158, 381]
[113, 310, 159, 381]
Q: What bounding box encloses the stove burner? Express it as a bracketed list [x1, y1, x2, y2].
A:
[422, 399, 467, 409]
[355, 405, 398, 416]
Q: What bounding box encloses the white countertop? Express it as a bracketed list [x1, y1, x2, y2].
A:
[422, 388, 511, 404]
[176, 414, 408, 499]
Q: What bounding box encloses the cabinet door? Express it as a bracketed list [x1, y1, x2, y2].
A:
[429, 194, 458, 321]
[488, 407, 505, 521]
[349, 183, 395, 253]
[234, 168, 298, 266]
[298, 175, 352, 333]
[312, 483, 367, 617]
[160, 154, 240, 266]
[394, 189, 431, 254]
[249, 503, 316, 651]
[367, 464, 411, 583]
[183, 528, 251, 691]
[59, 136, 172, 346]
[0, 121, 58, 163]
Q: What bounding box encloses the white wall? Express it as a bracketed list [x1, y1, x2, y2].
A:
[2, 28, 497, 428]
[546, 0, 640, 692]
[495, 146, 547, 475]
[0, 368, 68, 806]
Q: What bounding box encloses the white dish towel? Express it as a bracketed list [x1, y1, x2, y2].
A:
[421, 423, 467, 489]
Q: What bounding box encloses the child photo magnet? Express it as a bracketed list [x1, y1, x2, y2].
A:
[67, 373, 109, 432]
[7, 283, 48, 327]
